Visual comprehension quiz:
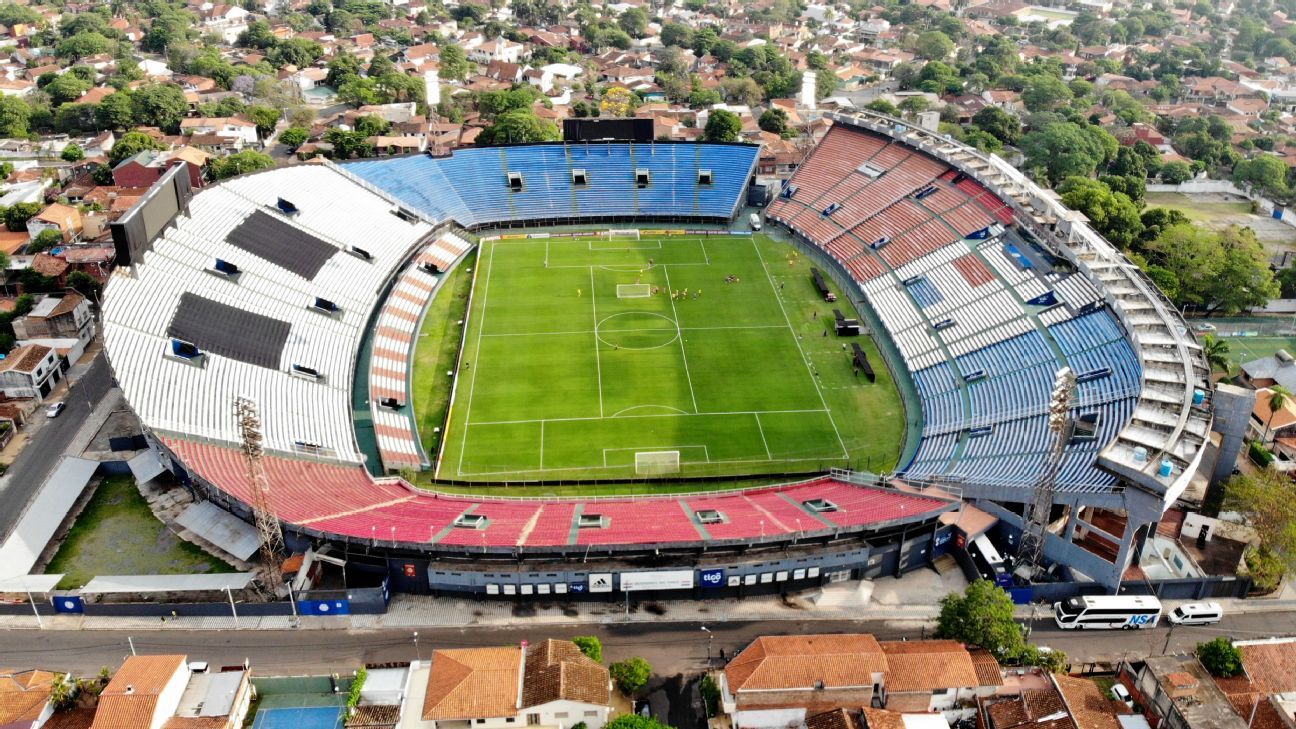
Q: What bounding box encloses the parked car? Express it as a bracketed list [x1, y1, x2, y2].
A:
[45, 402, 65, 418]
[1167, 601, 1224, 626]
[1111, 683, 1134, 710]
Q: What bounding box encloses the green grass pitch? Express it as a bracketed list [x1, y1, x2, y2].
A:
[426, 233, 906, 482]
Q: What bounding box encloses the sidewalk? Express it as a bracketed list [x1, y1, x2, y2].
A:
[5, 565, 1291, 632]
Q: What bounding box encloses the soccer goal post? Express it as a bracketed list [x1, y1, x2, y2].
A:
[635, 450, 681, 476]
[601, 229, 641, 241]
[617, 284, 652, 299]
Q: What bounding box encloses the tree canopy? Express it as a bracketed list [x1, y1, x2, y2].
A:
[1021, 122, 1118, 187]
[210, 150, 276, 180]
[702, 109, 741, 142]
[936, 580, 1023, 662]
[1143, 223, 1277, 315]
[480, 108, 561, 144]
[609, 657, 652, 695]
[1197, 637, 1244, 678]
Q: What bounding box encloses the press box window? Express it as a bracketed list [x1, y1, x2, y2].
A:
[698, 169, 713, 185]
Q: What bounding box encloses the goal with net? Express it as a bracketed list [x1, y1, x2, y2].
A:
[617, 284, 652, 299]
[635, 450, 680, 476]
[600, 229, 641, 242]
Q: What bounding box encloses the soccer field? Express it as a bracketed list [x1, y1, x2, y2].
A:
[431, 233, 906, 481]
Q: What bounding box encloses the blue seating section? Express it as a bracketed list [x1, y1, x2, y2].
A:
[901, 312, 1141, 492]
[346, 143, 759, 227]
[909, 278, 944, 309]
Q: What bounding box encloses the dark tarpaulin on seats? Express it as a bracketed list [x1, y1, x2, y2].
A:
[226, 209, 337, 279]
[167, 293, 290, 368]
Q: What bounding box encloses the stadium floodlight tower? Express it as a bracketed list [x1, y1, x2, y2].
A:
[1014, 367, 1077, 582]
[234, 395, 286, 594]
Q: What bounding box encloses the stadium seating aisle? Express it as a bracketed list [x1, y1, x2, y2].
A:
[346, 143, 759, 225]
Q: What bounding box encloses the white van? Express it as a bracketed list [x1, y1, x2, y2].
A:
[1167, 601, 1223, 625]
[750, 213, 762, 231]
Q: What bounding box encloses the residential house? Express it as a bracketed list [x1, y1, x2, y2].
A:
[179, 117, 258, 146]
[982, 673, 1121, 729]
[13, 292, 95, 364]
[25, 204, 82, 244]
[0, 668, 58, 729]
[1240, 350, 1296, 391]
[164, 667, 252, 729]
[89, 655, 190, 729]
[202, 4, 251, 44]
[419, 639, 611, 729]
[467, 38, 523, 65]
[112, 148, 209, 190]
[877, 640, 986, 712]
[1122, 655, 1249, 729]
[0, 343, 62, 400]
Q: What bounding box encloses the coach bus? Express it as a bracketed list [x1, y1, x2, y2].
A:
[969, 535, 1012, 587]
[1053, 595, 1162, 630]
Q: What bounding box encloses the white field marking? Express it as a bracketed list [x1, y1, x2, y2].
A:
[749, 236, 851, 461]
[590, 266, 604, 418]
[588, 240, 662, 251]
[455, 238, 497, 477]
[610, 404, 692, 417]
[480, 324, 788, 337]
[754, 413, 772, 460]
[602, 445, 710, 468]
[661, 265, 699, 414]
[539, 419, 545, 470]
[458, 454, 845, 478]
[466, 408, 828, 427]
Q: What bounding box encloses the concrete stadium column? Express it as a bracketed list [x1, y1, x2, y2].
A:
[1209, 384, 1256, 488]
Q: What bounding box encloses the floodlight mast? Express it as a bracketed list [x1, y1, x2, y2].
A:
[234, 396, 286, 593]
[1015, 367, 1076, 580]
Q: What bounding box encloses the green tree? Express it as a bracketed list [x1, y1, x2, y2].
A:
[702, 109, 741, 142]
[914, 30, 954, 60]
[322, 128, 373, 159]
[720, 77, 763, 107]
[865, 99, 899, 116]
[1264, 386, 1293, 444]
[1058, 177, 1143, 249]
[108, 131, 165, 165]
[1201, 334, 1231, 374]
[210, 150, 275, 180]
[604, 717, 675, 729]
[66, 270, 102, 301]
[57, 31, 114, 60]
[1022, 74, 1074, 112]
[1159, 160, 1193, 184]
[618, 7, 648, 38]
[246, 105, 280, 139]
[279, 127, 309, 148]
[1021, 122, 1116, 187]
[1020, 645, 1068, 673]
[971, 106, 1020, 145]
[1196, 637, 1244, 677]
[60, 143, 84, 162]
[1138, 207, 1190, 245]
[131, 83, 187, 133]
[96, 89, 135, 130]
[45, 73, 90, 106]
[268, 38, 324, 69]
[439, 43, 470, 81]
[1279, 267, 1296, 298]
[236, 20, 276, 49]
[27, 228, 64, 252]
[661, 22, 693, 48]
[0, 96, 31, 138]
[609, 657, 652, 695]
[1234, 155, 1289, 198]
[480, 109, 561, 144]
[1144, 265, 1181, 302]
[572, 636, 602, 663]
[326, 51, 363, 88]
[758, 107, 789, 135]
[935, 580, 1023, 662]
[1107, 146, 1147, 179]
[4, 202, 42, 232]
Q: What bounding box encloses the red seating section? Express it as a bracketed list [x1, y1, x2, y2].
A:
[768, 125, 1015, 283]
[161, 437, 952, 549]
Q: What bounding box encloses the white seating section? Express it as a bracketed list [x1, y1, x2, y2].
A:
[103, 166, 435, 463]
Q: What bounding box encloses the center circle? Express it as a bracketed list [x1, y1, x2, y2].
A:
[595, 311, 680, 350]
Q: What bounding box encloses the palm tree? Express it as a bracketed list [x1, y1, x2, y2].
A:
[1203, 334, 1231, 375]
[1265, 385, 1293, 445]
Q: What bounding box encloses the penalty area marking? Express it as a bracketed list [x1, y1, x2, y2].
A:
[589, 240, 662, 251]
[602, 445, 709, 467]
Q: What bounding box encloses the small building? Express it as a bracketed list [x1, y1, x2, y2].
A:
[1124, 655, 1249, 729]
[89, 655, 190, 729]
[112, 149, 208, 190]
[0, 343, 62, 401]
[13, 292, 95, 365]
[420, 639, 611, 729]
[178, 117, 258, 146]
[25, 204, 83, 244]
[0, 668, 58, 729]
[164, 667, 252, 729]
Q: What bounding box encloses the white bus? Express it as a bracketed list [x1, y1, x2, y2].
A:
[1053, 595, 1162, 630]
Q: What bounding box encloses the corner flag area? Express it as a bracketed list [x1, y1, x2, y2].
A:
[427, 233, 906, 482]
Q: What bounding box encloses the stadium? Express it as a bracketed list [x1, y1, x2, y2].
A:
[100, 111, 1211, 598]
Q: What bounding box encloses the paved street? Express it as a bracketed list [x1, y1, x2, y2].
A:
[4, 610, 1296, 676]
[0, 352, 114, 542]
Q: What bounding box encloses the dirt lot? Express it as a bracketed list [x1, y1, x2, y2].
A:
[1145, 192, 1296, 258]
